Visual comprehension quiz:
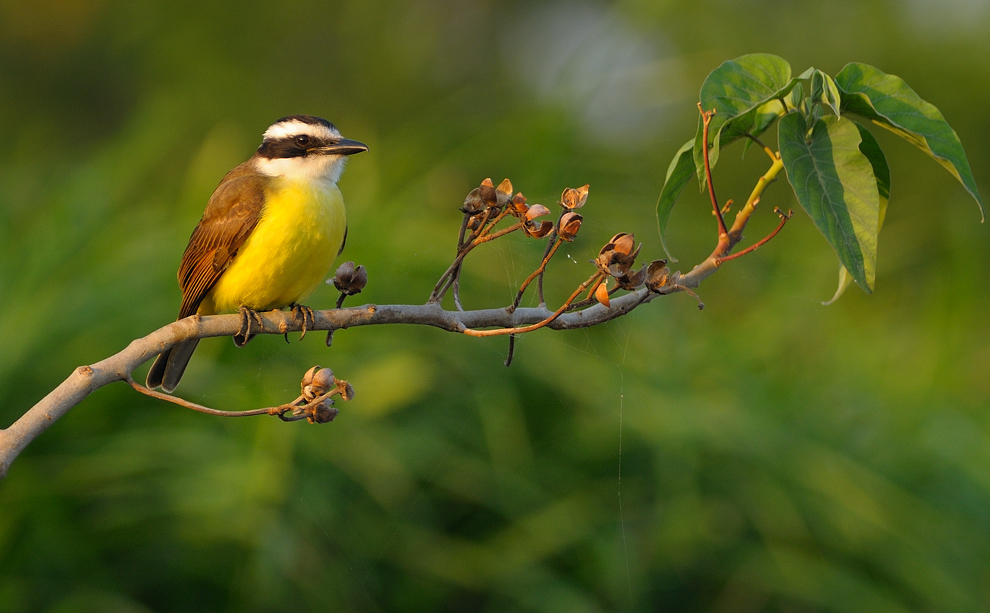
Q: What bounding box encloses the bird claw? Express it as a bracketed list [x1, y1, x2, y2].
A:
[234, 306, 264, 347]
[290, 304, 316, 341]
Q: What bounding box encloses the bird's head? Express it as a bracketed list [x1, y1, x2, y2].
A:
[254, 115, 368, 184]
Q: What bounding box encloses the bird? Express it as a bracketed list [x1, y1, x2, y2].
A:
[146, 115, 368, 392]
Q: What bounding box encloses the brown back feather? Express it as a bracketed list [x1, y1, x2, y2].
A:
[176, 162, 269, 318]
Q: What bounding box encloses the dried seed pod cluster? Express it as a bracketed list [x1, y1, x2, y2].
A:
[290, 365, 356, 424]
[333, 261, 368, 296]
[596, 233, 643, 290]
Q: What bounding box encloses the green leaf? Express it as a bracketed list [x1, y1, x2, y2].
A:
[819, 123, 892, 304]
[779, 113, 881, 292]
[820, 122, 891, 305]
[811, 69, 841, 117]
[694, 53, 795, 186]
[655, 139, 694, 261]
[823, 265, 854, 306]
[836, 62, 984, 220]
[854, 123, 890, 231]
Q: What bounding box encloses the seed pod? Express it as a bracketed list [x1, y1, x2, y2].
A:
[618, 264, 647, 290]
[594, 280, 611, 308]
[509, 192, 528, 216]
[645, 259, 669, 292]
[312, 367, 336, 391]
[496, 178, 514, 208]
[561, 184, 590, 210]
[525, 204, 550, 221]
[309, 399, 339, 424]
[341, 382, 356, 402]
[558, 211, 583, 241]
[301, 365, 320, 389]
[524, 220, 554, 238]
[611, 233, 635, 255]
[479, 178, 497, 208]
[461, 187, 484, 214]
[333, 262, 368, 295]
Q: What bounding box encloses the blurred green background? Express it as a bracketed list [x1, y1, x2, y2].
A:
[2, 0, 989, 611]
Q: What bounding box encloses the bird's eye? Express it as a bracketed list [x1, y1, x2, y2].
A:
[294, 134, 311, 147]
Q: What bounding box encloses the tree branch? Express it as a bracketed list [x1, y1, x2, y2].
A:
[1, 160, 792, 478]
[0, 293, 669, 477]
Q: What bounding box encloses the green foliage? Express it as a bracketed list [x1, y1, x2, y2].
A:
[660, 53, 984, 296]
[655, 139, 693, 260]
[836, 62, 984, 217]
[691, 53, 798, 187]
[778, 114, 880, 290]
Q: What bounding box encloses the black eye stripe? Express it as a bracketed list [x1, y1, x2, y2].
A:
[257, 134, 337, 159]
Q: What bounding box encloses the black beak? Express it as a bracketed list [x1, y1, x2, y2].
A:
[318, 138, 368, 156]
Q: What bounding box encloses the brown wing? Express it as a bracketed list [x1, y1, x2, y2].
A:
[176, 163, 269, 318]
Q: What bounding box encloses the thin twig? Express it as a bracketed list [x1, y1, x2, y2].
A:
[505, 335, 516, 367]
[716, 209, 792, 265]
[698, 103, 728, 237]
[127, 375, 288, 417]
[510, 237, 562, 311]
[537, 212, 565, 305]
[429, 221, 524, 302]
[463, 272, 603, 337]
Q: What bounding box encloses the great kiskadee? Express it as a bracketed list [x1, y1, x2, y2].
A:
[147, 115, 368, 392]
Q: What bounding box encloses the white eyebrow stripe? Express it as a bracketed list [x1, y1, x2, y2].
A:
[263, 120, 339, 141]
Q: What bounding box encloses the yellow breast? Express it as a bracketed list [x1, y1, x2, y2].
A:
[203, 178, 346, 313]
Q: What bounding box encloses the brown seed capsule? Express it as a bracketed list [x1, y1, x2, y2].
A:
[618, 264, 647, 290]
[645, 259, 669, 292]
[596, 244, 614, 271]
[309, 399, 339, 424]
[611, 233, 635, 255]
[524, 220, 554, 238]
[558, 211, 583, 241]
[607, 253, 635, 278]
[561, 184, 590, 210]
[479, 178, 497, 208]
[461, 187, 484, 214]
[496, 178, 514, 208]
[594, 280, 611, 308]
[312, 367, 336, 391]
[333, 262, 368, 295]
[341, 382, 356, 402]
[525, 204, 550, 221]
[510, 192, 528, 216]
[301, 365, 320, 389]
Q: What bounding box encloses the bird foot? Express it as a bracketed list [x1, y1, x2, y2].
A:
[289, 304, 316, 342]
[234, 306, 264, 347]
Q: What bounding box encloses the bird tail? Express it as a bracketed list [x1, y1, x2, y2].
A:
[146, 339, 200, 393]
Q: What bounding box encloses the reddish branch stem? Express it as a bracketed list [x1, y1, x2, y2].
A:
[716, 209, 792, 265]
[699, 103, 729, 237]
[463, 272, 604, 337]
